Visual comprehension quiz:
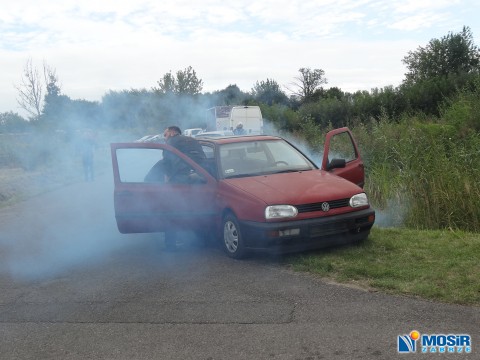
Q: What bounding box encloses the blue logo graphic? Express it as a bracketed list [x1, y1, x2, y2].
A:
[398, 332, 417, 353]
[397, 331, 472, 354]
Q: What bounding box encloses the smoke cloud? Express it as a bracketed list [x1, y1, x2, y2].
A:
[0, 97, 398, 281]
[0, 170, 135, 279]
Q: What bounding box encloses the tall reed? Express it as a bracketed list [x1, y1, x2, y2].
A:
[354, 119, 480, 232]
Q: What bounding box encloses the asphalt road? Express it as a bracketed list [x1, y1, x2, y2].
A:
[0, 172, 478, 360]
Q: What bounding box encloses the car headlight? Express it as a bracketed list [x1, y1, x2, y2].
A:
[349, 193, 369, 207]
[265, 205, 298, 219]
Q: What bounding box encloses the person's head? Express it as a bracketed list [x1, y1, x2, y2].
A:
[236, 122, 243, 129]
[164, 125, 181, 140]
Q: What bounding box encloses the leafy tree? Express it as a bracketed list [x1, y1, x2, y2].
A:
[403, 26, 480, 84]
[155, 72, 176, 94]
[400, 26, 480, 116]
[212, 84, 250, 105]
[299, 97, 350, 129]
[289, 68, 328, 103]
[176, 66, 203, 95]
[154, 66, 203, 95]
[260, 104, 299, 133]
[324, 87, 344, 100]
[41, 65, 65, 128]
[44, 65, 61, 98]
[41, 94, 71, 129]
[0, 112, 28, 133]
[251, 79, 289, 105]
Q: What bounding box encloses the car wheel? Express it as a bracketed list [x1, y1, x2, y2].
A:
[222, 213, 247, 259]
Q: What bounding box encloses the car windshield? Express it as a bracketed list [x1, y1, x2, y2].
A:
[219, 139, 315, 179]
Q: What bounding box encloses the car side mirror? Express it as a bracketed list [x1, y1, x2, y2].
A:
[327, 158, 346, 170]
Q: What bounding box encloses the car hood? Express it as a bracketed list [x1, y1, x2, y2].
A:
[224, 170, 362, 205]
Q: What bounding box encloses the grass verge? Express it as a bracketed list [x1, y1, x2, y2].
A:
[286, 227, 480, 306]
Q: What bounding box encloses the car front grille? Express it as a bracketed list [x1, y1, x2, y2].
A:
[309, 222, 349, 237]
[296, 198, 350, 213]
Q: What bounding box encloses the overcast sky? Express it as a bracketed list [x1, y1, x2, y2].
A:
[1, 0, 479, 116]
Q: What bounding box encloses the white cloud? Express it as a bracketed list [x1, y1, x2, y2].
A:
[389, 13, 449, 31]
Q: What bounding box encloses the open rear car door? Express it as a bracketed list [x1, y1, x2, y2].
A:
[321, 127, 365, 188]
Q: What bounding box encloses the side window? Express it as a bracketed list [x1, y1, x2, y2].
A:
[200, 144, 217, 177]
[116, 148, 205, 184]
[328, 132, 357, 163]
[202, 145, 214, 159]
[117, 148, 163, 183]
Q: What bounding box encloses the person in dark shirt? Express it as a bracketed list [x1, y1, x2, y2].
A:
[144, 125, 206, 183]
[146, 126, 207, 251]
[163, 125, 206, 182]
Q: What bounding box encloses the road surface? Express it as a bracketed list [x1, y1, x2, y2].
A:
[0, 172, 478, 359]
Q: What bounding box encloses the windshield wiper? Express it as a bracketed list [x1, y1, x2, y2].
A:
[271, 168, 311, 174]
[224, 173, 258, 179]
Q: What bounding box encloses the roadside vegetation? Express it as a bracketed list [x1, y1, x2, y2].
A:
[286, 227, 480, 306]
[1, 26, 479, 304]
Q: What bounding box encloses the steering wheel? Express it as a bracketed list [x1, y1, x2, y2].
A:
[274, 161, 289, 166]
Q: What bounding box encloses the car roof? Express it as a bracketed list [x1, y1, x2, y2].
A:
[197, 135, 281, 144]
[195, 130, 233, 136]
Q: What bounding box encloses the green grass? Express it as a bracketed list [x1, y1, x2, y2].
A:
[286, 227, 480, 306]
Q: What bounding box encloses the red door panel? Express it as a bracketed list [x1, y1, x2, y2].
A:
[111, 143, 217, 234]
[321, 127, 365, 188]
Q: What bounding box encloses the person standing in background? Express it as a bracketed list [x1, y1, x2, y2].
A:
[233, 122, 247, 135]
[79, 130, 96, 182]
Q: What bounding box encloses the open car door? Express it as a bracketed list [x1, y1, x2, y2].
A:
[321, 127, 365, 188]
[111, 143, 217, 234]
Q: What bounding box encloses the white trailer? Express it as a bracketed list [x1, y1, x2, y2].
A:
[206, 106, 263, 134]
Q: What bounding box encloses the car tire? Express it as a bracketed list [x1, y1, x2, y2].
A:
[222, 213, 247, 259]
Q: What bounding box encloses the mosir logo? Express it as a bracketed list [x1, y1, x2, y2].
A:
[398, 330, 472, 354]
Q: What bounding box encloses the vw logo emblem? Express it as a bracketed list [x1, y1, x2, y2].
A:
[321, 202, 330, 212]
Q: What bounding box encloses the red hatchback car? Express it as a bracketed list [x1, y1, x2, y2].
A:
[111, 127, 375, 258]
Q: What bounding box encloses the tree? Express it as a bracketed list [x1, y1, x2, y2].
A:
[154, 66, 203, 95]
[44, 64, 61, 98]
[0, 111, 28, 133]
[155, 72, 177, 94]
[15, 59, 62, 121]
[251, 79, 289, 105]
[15, 58, 43, 119]
[324, 87, 344, 100]
[176, 66, 203, 95]
[402, 26, 480, 84]
[213, 84, 250, 105]
[289, 68, 328, 103]
[41, 64, 64, 127]
[400, 26, 480, 116]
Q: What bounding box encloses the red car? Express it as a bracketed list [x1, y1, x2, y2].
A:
[111, 127, 375, 258]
